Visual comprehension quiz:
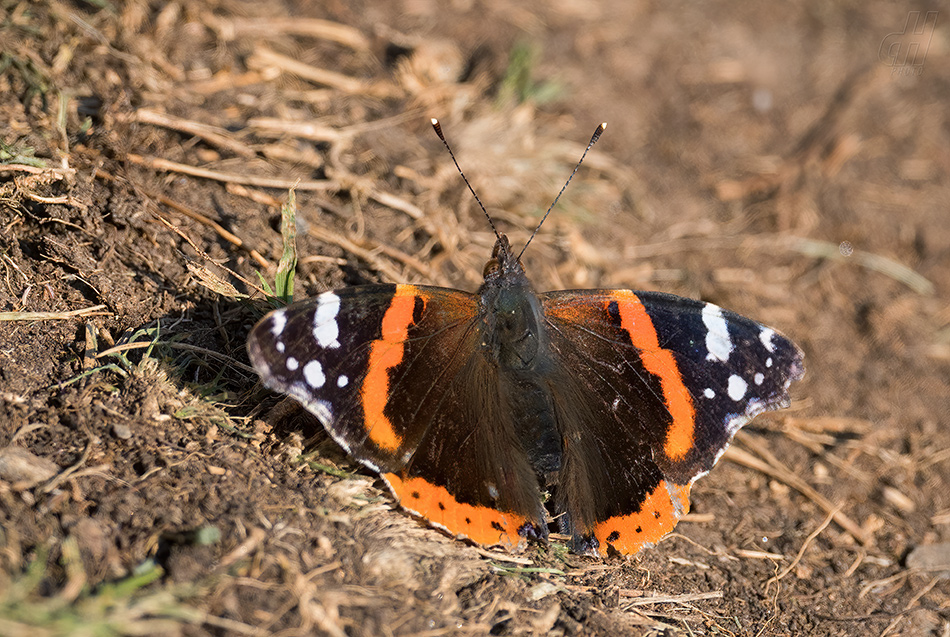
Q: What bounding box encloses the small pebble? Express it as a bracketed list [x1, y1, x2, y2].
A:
[906, 543, 950, 572]
[0, 446, 59, 486]
[111, 423, 133, 440]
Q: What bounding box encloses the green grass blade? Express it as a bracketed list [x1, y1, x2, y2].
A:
[275, 189, 297, 304]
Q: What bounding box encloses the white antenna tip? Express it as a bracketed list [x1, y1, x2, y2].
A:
[601, 122, 607, 130]
[431, 118, 439, 126]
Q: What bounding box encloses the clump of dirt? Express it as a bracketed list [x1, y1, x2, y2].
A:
[1, 1, 948, 635]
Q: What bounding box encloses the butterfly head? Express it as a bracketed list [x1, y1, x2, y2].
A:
[482, 234, 530, 288]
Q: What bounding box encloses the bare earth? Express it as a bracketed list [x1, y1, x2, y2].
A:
[1, 1, 948, 635]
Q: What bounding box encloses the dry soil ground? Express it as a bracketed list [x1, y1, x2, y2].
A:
[1, 1, 949, 635]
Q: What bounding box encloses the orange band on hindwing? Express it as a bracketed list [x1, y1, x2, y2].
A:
[383, 473, 529, 549]
[593, 480, 691, 555]
[361, 285, 423, 452]
[613, 291, 696, 460]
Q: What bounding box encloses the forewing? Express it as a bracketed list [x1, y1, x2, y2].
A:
[248, 284, 478, 472]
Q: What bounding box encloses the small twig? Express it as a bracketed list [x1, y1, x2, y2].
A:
[306, 225, 448, 285]
[778, 425, 875, 485]
[623, 591, 724, 606]
[859, 571, 907, 600]
[185, 70, 270, 95]
[22, 191, 88, 210]
[10, 423, 47, 445]
[215, 527, 267, 572]
[473, 547, 534, 565]
[658, 532, 736, 559]
[370, 241, 445, 283]
[132, 108, 257, 158]
[920, 446, 950, 470]
[153, 214, 266, 298]
[41, 437, 93, 494]
[126, 153, 337, 191]
[199, 613, 271, 637]
[0, 305, 109, 321]
[0, 164, 75, 179]
[249, 46, 396, 97]
[259, 143, 324, 169]
[368, 189, 425, 221]
[250, 110, 422, 142]
[152, 190, 270, 268]
[735, 549, 786, 561]
[765, 507, 839, 594]
[247, 118, 351, 143]
[297, 255, 348, 267]
[904, 575, 940, 610]
[213, 17, 370, 50]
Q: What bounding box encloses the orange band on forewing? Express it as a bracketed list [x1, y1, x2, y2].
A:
[593, 480, 691, 555]
[613, 291, 696, 460]
[384, 473, 529, 550]
[361, 285, 421, 452]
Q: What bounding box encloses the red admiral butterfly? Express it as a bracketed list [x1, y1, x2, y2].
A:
[248, 121, 805, 556]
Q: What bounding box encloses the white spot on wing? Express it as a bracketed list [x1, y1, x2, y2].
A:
[276, 341, 285, 353]
[337, 374, 348, 388]
[704, 388, 715, 399]
[754, 372, 764, 386]
[766, 357, 773, 368]
[702, 303, 732, 362]
[313, 292, 341, 349]
[286, 357, 299, 371]
[759, 327, 776, 353]
[727, 374, 747, 401]
[303, 360, 325, 388]
[269, 311, 286, 336]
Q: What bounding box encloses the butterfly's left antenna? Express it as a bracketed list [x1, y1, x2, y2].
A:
[431, 118, 504, 246]
[518, 122, 606, 260]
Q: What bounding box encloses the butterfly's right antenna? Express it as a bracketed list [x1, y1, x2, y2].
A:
[518, 122, 606, 260]
[431, 118, 504, 246]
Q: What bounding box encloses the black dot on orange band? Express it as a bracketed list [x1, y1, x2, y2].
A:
[607, 530, 620, 543]
[437, 501, 445, 510]
[635, 526, 642, 534]
[654, 511, 661, 519]
[410, 491, 420, 499]
[491, 521, 504, 532]
[465, 517, 472, 525]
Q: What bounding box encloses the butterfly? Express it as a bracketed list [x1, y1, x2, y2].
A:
[248, 121, 804, 556]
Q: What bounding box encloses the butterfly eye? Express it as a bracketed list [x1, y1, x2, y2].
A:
[483, 257, 501, 279]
